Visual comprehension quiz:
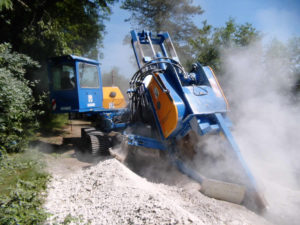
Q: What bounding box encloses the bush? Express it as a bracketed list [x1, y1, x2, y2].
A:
[0, 43, 41, 153]
[40, 113, 69, 134]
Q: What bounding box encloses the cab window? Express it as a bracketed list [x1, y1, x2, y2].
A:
[79, 63, 100, 88]
[52, 64, 75, 90]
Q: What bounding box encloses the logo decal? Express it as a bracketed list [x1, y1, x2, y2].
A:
[88, 95, 93, 103]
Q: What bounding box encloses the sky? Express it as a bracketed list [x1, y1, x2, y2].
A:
[100, 0, 300, 77]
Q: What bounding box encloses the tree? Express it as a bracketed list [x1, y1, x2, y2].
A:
[190, 18, 260, 73]
[0, 0, 116, 60]
[121, 0, 203, 65]
[287, 37, 300, 93]
[0, 0, 117, 89]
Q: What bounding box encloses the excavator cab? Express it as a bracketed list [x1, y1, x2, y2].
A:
[48, 55, 126, 113]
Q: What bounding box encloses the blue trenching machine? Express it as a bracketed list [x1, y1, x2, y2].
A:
[48, 30, 266, 211]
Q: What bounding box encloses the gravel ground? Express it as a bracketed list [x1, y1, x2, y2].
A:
[44, 157, 271, 225]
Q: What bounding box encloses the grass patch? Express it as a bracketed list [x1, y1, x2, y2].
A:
[40, 114, 69, 134]
[0, 149, 50, 225]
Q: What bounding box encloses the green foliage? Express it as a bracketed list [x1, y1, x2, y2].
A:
[0, 43, 41, 153]
[0, 0, 116, 61]
[40, 114, 69, 134]
[0, 150, 49, 225]
[0, 0, 12, 11]
[190, 18, 260, 72]
[188, 20, 219, 70]
[62, 214, 84, 225]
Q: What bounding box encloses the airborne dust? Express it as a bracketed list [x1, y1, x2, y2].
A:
[220, 41, 300, 225]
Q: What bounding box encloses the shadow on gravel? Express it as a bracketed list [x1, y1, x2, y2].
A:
[30, 138, 107, 164]
[122, 147, 188, 187]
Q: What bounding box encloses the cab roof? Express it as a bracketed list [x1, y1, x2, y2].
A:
[48, 55, 100, 65]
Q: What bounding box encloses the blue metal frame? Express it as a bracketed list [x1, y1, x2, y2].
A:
[131, 30, 178, 69]
[215, 113, 258, 190]
[126, 134, 166, 151]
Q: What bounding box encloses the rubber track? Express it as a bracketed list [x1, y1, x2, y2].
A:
[85, 130, 110, 156]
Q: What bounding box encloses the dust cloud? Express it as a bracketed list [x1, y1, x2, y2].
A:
[220, 41, 300, 225]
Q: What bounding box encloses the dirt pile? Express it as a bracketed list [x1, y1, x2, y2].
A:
[44, 157, 271, 225]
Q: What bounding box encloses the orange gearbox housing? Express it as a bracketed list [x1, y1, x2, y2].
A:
[102, 87, 126, 109]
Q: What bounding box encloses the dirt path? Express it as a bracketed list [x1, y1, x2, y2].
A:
[37, 120, 98, 178]
[39, 120, 272, 225]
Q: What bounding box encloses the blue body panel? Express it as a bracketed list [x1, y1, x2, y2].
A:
[51, 89, 79, 113]
[76, 60, 103, 112]
[183, 86, 227, 114]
